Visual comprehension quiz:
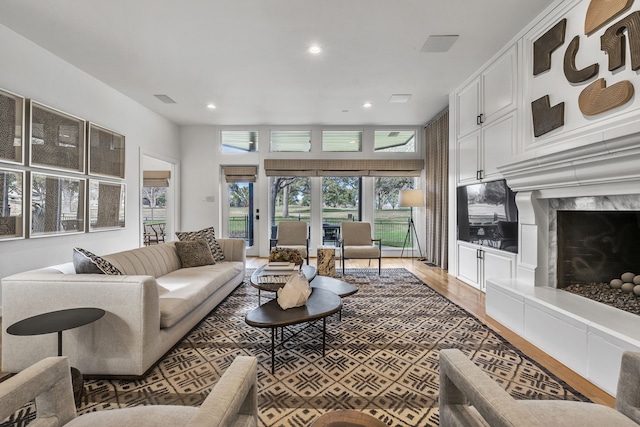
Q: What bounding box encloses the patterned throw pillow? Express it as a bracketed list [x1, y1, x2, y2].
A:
[72, 248, 122, 275]
[175, 226, 225, 261]
[175, 239, 216, 268]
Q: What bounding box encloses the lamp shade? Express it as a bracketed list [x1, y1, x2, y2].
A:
[398, 189, 424, 207]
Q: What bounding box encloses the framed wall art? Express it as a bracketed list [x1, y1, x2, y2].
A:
[88, 123, 125, 179]
[0, 88, 25, 165]
[88, 179, 125, 231]
[30, 172, 85, 237]
[0, 168, 24, 240]
[30, 101, 85, 173]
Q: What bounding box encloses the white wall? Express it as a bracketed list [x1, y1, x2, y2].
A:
[0, 25, 181, 305]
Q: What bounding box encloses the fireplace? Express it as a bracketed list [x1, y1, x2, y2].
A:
[551, 197, 640, 316]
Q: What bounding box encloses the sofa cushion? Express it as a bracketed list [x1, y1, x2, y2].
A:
[176, 227, 225, 261]
[72, 248, 122, 275]
[157, 261, 244, 328]
[175, 239, 216, 268]
[101, 243, 181, 277]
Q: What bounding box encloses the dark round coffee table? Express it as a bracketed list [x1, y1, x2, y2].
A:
[245, 288, 341, 374]
[7, 307, 106, 405]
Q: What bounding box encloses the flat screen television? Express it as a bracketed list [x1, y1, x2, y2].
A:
[457, 179, 518, 253]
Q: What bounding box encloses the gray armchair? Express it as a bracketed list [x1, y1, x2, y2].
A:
[0, 356, 258, 427]
[270, 221, 309, 264]
[340, 222, 381, 275]
[439, 348, 640, 427]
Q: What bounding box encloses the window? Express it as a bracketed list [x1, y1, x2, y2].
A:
[221, 131, 258, 153]
[322, 130, 362, 152]
[269, 176, 311, 239]
[374, 130, 416, 153]
[322, 177, 360, 244]
[374, 177, 415, 247]
[270, 130, 311, 152]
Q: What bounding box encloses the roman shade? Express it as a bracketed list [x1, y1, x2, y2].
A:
[264, 159, 424, 177]
[223, 166, 258, 183]
[143, 170, 171, 187]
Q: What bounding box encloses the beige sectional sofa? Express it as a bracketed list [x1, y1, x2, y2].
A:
[1, 239, 246, 377]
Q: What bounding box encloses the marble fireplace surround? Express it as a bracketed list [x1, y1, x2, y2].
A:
[485, 131, 640, 396]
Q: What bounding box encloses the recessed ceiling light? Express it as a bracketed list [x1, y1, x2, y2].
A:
[206, 103, 216, 109]
[363, 102, 372, 108]
[308, 44, 322, 54]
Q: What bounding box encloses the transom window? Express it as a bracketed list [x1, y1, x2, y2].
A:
[221, 131, 258, 153]
[270, 130, 311, 152]
[374, 130, 416, 152]
[322, 130, 362, 152]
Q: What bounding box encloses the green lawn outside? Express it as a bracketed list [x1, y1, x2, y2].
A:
[229, 206, 412, 247]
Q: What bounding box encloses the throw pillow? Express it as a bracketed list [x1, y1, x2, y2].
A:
[175, 226, 225, 261]
[72, 248, 122, 275]
[175, 239, 216, 268]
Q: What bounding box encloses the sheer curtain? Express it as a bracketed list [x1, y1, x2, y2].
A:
[424, 109, 449, 268]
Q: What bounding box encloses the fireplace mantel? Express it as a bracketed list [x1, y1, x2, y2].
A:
[499, 130, 640, 194]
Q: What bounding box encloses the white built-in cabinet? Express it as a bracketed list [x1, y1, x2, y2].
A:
[456, 241, 516, 292]
[456, 43, 518, 185]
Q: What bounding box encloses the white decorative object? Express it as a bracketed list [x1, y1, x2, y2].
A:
[277, 271, 311, 310]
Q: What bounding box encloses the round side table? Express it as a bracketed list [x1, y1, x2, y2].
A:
[7, 307, 106, 406]
[311, 410, 388, 427]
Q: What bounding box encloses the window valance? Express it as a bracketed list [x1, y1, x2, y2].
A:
[264, 159, 424, 177]
[143, 170, 171, 187]
[223, 165, 258, 183]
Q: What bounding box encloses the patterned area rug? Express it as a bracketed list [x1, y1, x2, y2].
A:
[2, 268, 588, 426]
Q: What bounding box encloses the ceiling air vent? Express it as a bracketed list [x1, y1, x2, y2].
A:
[420, 35, 459, 53]
[154, 94, 177, 104]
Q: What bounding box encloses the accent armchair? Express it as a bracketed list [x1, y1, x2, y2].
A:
[270, 221, 309, 264]
[0, 356, 258, 427]
[340, 221, 381, 275]
[439, 348, 640, 427]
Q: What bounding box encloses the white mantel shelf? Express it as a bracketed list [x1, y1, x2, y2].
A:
[486, 278, 640, 396]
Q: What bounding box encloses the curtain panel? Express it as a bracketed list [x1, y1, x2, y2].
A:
[425, 109, 449, 269]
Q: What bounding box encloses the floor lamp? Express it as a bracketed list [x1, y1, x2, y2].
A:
[399, 189, 426, 261]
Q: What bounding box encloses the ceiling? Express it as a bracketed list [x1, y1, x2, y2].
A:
[0, 0, 556, 126]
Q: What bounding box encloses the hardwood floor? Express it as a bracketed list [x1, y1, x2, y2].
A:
[248, 256, 616, 407]
[0, 257, 615, 408]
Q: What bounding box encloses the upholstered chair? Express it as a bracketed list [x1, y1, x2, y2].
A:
[0, 356, 258, 427]
[439, 348, 640, 427]
[270, 221, 309, 264]
[340, 222, 381, 275]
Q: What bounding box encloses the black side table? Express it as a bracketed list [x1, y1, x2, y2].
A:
[7, 307, 106, 405]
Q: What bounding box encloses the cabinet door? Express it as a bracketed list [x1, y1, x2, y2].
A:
[482, 250, 515, 292]
[457, 243, 481, 289]
[482, 44, 517, 124]
[481, 111, 516, 181]
[456, 77, 481, 138]
[457, 131, 480, 184]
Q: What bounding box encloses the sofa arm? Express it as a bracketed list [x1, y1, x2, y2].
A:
[439, 349, 542, 427]
[217, 238, 246, 263]
[616, 351, 640, 424]
[0, 357, 76, 426]
[187, 356, 258, 427]
[2, 274, 161, 375]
